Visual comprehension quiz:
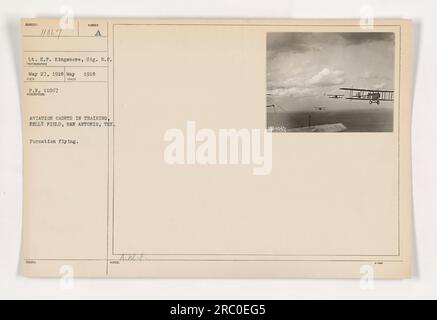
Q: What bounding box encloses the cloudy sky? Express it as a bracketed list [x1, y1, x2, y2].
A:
[267, 32, 395, 111]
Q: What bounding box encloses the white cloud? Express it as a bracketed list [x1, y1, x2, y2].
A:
[362, 71, 376, 79]
[307, 68, 345, 86]
[373, 82, 387, 89]
[267, 87, 316, 98]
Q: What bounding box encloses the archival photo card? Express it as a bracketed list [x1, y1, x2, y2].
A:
[266, 32, 395, 133]
[21, 19, 412, 278]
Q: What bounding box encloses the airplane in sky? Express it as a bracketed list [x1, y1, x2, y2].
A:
[313, 106, 327, 111]
[326, 94, 344, 99]
[340, 87, 394, 105]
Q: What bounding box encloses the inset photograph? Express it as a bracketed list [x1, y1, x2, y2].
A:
[266, 32, 395, 132]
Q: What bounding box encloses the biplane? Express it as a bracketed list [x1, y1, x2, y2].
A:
[326, 94, 344, 99]
[340, 87, 394, 105]
[266, 103, 279, 112]
[314, 106, 327, 111]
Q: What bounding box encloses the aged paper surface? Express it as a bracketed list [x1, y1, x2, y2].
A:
[21, 19, 412, 278]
